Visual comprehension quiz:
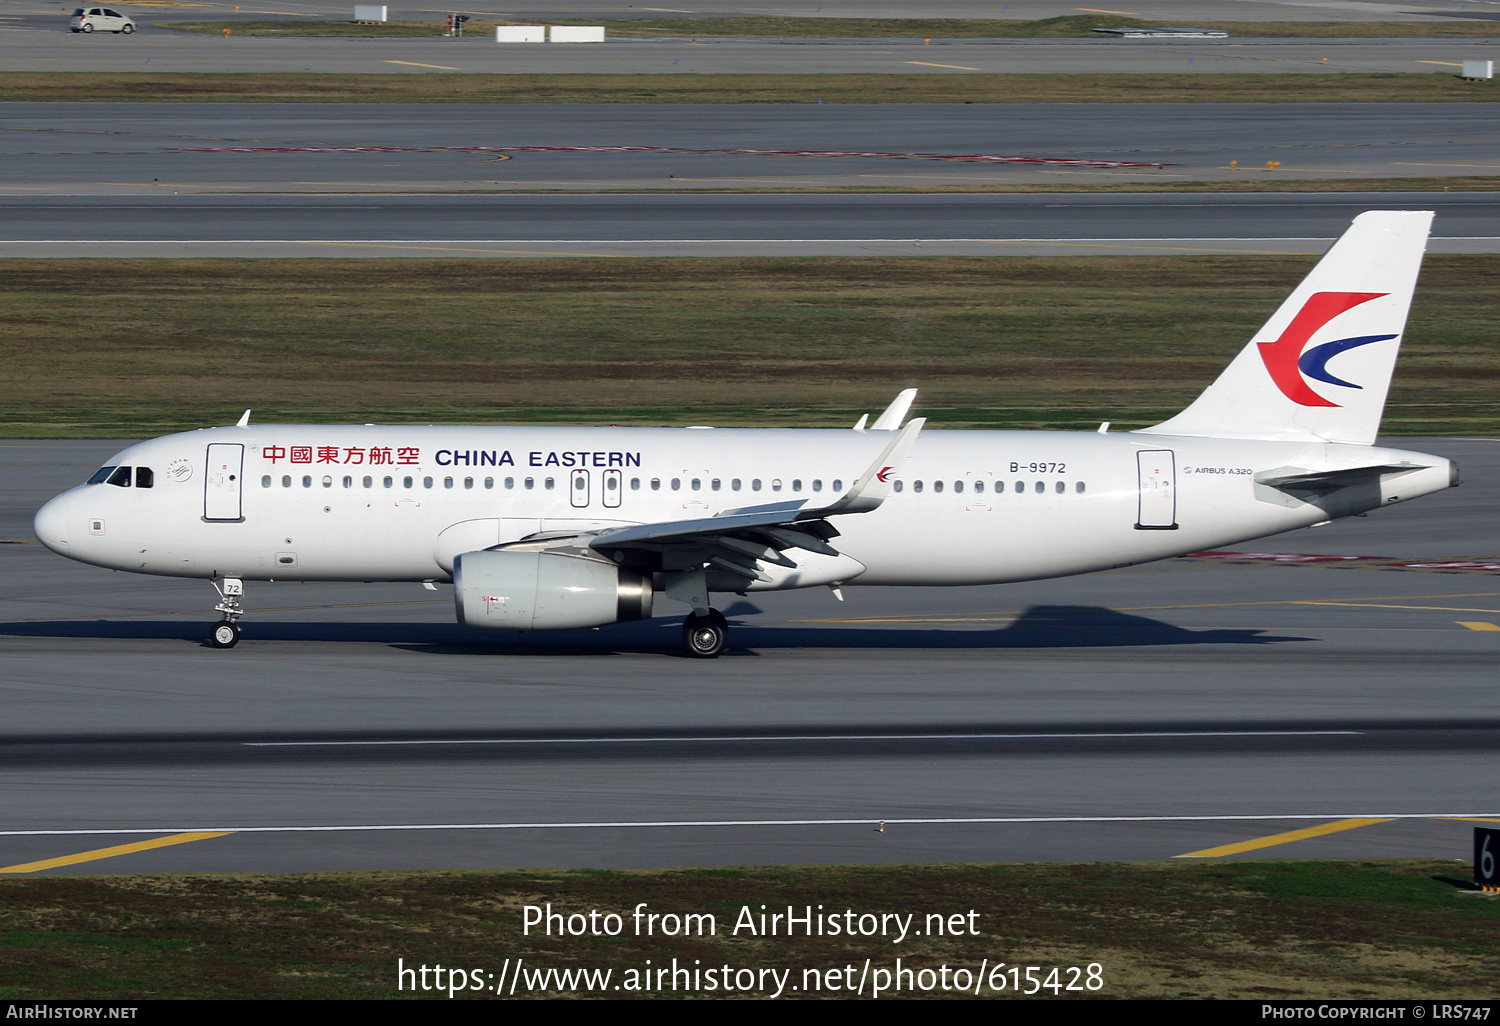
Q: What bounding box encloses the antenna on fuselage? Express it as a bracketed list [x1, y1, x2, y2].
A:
[236, 409, 251, 428]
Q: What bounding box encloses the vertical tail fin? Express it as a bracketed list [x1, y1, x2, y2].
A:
[1139, 210, 1433, 445]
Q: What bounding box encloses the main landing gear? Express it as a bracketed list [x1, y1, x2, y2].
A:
[209, 577, 244, 649]
[682, 609, 728, 658]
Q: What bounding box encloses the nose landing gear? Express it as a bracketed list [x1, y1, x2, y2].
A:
[209, 577, 245, 649]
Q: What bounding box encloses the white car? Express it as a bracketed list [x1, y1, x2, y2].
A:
[70, 8, 136, 33]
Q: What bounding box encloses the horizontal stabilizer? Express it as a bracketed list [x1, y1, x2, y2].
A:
[1255, 463, 1424, 493]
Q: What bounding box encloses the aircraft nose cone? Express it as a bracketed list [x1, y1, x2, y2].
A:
[33, 492, 74, 554]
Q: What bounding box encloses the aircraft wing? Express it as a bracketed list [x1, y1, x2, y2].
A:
[574, 417, 924, 582]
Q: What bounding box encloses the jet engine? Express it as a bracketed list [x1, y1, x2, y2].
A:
[453, 549, 653, 631]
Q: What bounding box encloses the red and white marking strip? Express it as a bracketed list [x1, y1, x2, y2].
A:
[177, 144, 1171, 168]
[1192, 551, 1500, 573]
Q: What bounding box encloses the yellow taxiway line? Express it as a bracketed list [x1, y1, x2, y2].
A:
[385, 61, 460, 70]
[905, 62, 981, 71]
[0, 832, 232, 874]
[1175, 818, 1391, 858]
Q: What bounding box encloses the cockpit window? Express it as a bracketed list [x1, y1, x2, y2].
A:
[87, 465, 116, 485]
[106, 466, 132, 487]
[135, 467, 153, 489]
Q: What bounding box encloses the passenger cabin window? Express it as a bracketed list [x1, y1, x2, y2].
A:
[262, 475, 272, 488]
[893, 480, 903, 492]
[933, 481, 943, 493]
[106, 466, 132, 488]
[974, 481, 984, 493]
[135, 467, 153, 488]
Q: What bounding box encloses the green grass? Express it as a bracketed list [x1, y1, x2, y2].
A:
[0, 861, 1495, 999]
[1, 256, 1497, 438]
[0, 72, 1493, 104]
[157, 15, 1500, 39]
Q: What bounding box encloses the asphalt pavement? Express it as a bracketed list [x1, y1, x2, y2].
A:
[2, 436, 1496, 872]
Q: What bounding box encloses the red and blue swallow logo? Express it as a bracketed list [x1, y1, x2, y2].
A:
[1257, 291, 1397, 408]
[877, 467, 894, 483]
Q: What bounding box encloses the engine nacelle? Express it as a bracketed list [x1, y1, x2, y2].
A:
[453, 549, 653, 631]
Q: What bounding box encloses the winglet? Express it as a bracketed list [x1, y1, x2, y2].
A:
[852, 413, 869, 431]
[235, 409, 251, 428]
[870, 388, 917, 431]
[817, 417, 925, 516]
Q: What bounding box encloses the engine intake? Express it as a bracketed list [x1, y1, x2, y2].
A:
[453, 549, 653, 631]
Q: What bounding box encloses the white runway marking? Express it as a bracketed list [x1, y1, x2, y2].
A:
[243, 729, 1362, 747]
[2, 813, 1493, 838]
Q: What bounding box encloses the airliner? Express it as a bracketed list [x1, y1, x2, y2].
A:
[33, 211, 1458, 657]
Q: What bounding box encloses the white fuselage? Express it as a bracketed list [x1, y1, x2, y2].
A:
[33, 425, 1455, 590]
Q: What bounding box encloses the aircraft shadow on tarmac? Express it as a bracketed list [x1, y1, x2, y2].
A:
[0, 605, 1307, 654]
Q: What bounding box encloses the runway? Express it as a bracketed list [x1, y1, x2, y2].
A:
[4, 26, 1497, 76]
[5, 102, 1499, 194]
[2, 436, 1497, 873]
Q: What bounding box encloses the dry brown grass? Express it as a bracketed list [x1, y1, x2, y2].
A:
[0, 860, 1495, 998]
[0, 72, 1494, 104]
[0, 255, 1495, 436]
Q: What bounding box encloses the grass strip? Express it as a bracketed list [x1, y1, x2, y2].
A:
[0, 72, 1494, 104]
[157, 15, 1500, 39]
[264, 178, 1500, 195]
[1, 255, 1496, 438]
[0, 860, 1495, 998]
